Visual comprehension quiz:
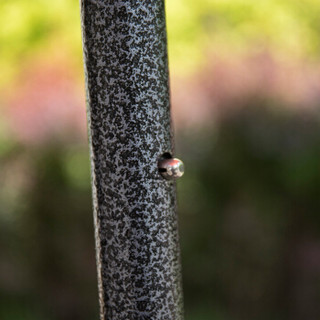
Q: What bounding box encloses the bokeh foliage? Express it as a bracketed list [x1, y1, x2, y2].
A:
[167, 0, 320, 73]
[0, 0, 82, 88]
[177, 103, 320, 320]
[1, 0, 320, 86]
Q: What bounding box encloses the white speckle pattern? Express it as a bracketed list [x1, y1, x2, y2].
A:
[80, 1, 184, 319]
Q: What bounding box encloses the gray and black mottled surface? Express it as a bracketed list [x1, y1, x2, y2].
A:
[80, 1, 184, 319]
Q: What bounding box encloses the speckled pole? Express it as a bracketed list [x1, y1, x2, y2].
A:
[80, 1, 183, 319]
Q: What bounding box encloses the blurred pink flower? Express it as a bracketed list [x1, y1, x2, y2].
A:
[5, 58, 87, 145]
[171, 51, 320, 129]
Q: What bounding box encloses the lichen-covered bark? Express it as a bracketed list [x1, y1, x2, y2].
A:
[80, 1, 183, 319]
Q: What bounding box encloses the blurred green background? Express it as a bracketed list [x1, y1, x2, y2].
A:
[1, 0, 320, 319]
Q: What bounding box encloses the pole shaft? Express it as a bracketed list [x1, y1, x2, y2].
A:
[80, 1, 183, 319]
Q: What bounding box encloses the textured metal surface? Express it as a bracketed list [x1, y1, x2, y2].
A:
[80, 1, 183, 319]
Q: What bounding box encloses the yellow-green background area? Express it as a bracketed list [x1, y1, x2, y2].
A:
[1, 1, 320, 320]
[1, 0, 320, 86]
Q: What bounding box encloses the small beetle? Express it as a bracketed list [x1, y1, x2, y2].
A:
[158, 157, 184, 180]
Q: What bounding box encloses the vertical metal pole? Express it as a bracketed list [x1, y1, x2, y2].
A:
[80, 1, 184, 319]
